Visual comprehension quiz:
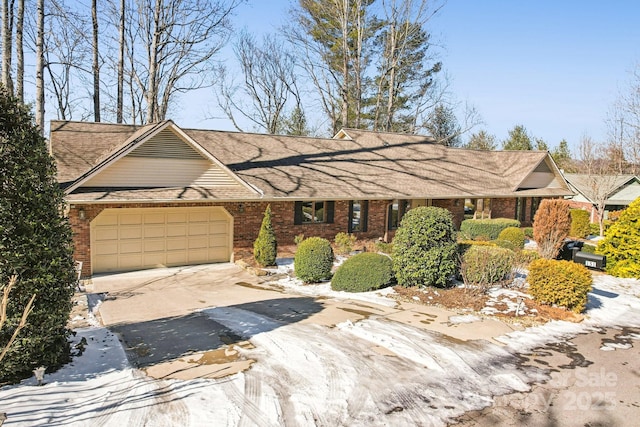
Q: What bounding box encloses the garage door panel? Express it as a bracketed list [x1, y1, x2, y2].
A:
[167, 225, 186, 237]
[189, 211, 209, 222]
[94, 242, 118, 256]
[144, 213, 165, 224]
[92, 207, 231, 274]
[119, 227, 142, 239]
[167, 213, 187, 223]
[166, 252, 187, 265]
[209, 222, 228, 234]
[145, 226, 166, 238]
[166, 238, 186, 250]
[144, 240, 165, 252]
[188, 224, 208, 236]
[120, 214, 143, 225]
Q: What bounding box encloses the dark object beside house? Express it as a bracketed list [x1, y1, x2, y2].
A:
[557, 239, 606, 270]
[573, 251, 606, 270]
[558, 240, 583, 261]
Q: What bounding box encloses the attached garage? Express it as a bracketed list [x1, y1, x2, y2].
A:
[91, 206, 232, 274]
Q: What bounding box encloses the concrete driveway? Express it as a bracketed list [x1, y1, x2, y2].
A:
[87, 263, 514, 379]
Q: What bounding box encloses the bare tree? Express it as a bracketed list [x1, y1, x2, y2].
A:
[576, 136, 623, 236]
[15, 0, 23, 101]
[116, 0, 124, 123]
[287, 0, 376, 134]
[124, 0, 241, 123]
[35, 0, 44, 132]
[91, 0, 100, 121]
[217, 32, 301, 134]
[1, 0, 13, 93]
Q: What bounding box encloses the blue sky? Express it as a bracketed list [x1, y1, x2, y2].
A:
[180, 1, 640, 153]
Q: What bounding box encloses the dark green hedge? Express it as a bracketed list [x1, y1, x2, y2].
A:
[460, 218, 521, 240]
[331, 253, 393, 292]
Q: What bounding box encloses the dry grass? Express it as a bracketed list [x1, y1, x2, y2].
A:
[393, 285, 582, 323]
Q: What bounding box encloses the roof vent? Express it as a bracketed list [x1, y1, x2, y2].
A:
[382, 141, 390, 147]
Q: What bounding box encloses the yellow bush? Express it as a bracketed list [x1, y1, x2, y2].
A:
[527, 259, 592, 313]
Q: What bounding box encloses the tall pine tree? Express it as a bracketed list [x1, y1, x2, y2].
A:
[0, 86, 76, 383]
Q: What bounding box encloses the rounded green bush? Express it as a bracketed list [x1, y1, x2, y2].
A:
[331, 253, 393, 292]
[461, 245, 515, 287]
[498, 227, 525, 249]
[294, 237, 334, 283]
[527, 258, 593, 313]
[597, 197, 640, 279]
[493, 239, 517, 251]
[569, 209, 590, 239]
[392, 206, 457, 288]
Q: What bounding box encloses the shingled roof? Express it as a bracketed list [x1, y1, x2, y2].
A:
[50, 120, 572, 202]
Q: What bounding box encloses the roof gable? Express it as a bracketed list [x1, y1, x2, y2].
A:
[515, 156, 567, 191]
[563, 174, 639, 204]
[60, 121, 258, 196]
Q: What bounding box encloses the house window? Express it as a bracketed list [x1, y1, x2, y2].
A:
[388, 199, 410, 230]
[294, 201, 335, 225]
[530, 197, 541, 220]
[349, 200, 368, 232]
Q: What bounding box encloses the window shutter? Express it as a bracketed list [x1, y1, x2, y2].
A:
[294, 201, 303, 225]
[348, 201, 354, 233]
[326, 201, 335, 223]
[361, 201, 369, 232]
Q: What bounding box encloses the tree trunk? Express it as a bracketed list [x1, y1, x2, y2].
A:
[91, 0, 100, 122]
[1, 0, 13, 93]
[35, 0, 44, 133]
[145, 0, 161, 123]
[15, 0, 22, 101]
[116, 0, 124, 123]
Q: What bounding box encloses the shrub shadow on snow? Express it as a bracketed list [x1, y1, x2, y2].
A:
[110, 297, 323, 368]
[586, 287, 619, 311]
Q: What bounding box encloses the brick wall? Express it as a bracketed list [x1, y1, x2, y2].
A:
[69, 200, 393, 276]
[69, 197, 539, 276]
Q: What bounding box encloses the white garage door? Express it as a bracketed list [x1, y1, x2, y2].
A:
[91, 207, 232, 274]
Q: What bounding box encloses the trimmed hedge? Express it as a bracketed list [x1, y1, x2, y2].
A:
[460, 218, 521, 240]
[392, 206, 457, 288]
[294, 237, 334, 283]
[331, 253, 393, 292]
[498, 227, 525, 250]
[527, 258, 593, 313]
[460, 245, 515, 288]
[569, 209, 590, 239]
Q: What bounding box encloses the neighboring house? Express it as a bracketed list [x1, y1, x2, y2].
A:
[563, 173, 640, 223]
[51, 120, 572, 276]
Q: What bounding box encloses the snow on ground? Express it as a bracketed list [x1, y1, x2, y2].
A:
[1, 263, 639, 426]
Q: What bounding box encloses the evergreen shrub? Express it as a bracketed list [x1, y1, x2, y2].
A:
[0, 87, 77, 383]
[493, 239, 517, 251]
[497, 227, 525, 249]
[294, 237, 334, 283]
[392, 207, 457, 288]
[460, 246, 515, 288]
[334, 232, 356, 255]
[460, 218, 521, 240]
[527, 259, 593, 313]
[523, 227, 534, 238]
[331, 253, 393, 292]
[597, 197, 640, 279]
[253, 205, 277, 266]
[533, 199, 571, 259]
[569, 209, 590, 239]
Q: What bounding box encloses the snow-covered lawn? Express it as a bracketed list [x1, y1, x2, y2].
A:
[1, 262, 639, 426]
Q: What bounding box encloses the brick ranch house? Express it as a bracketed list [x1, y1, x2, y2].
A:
[50, 120, 573, 277]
